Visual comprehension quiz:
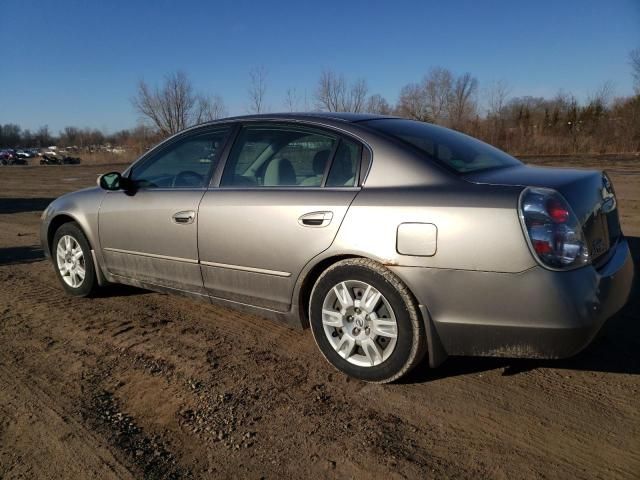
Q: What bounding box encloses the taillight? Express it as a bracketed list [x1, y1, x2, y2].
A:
[519, 187, 590, 270]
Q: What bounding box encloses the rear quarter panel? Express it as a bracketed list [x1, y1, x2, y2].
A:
[328, 183, 535, 273]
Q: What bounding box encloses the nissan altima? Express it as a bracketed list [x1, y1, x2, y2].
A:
[40, 113, 634, 382]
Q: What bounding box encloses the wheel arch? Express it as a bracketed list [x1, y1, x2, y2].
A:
[296, 254, 362, 328]
[47, 214, 81, 252]
[47, 213, 108, 287]
[297, 254, 448, 369]
[297, 253, 424, 328]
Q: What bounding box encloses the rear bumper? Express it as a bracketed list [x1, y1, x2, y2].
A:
[391, 238, 635, 359]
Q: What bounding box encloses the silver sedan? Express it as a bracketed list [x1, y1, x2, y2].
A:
[40, 113, 634, 382]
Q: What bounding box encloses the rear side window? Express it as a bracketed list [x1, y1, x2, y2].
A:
[363, 118, 521, 173]
[221, 125, 338, 187]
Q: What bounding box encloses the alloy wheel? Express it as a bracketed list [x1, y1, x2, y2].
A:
[321, 280, 398, 367]
[56, 235, 86, 288]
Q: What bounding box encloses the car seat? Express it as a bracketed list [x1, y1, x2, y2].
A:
[299, 149, 331, 186]
[264, 157, 296, 186]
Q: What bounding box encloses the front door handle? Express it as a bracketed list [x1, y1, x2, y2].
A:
[172, 210, 196, 225]
[298, 211, 333, 228]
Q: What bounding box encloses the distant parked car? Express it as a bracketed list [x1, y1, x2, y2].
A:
[40, 113, 634, 383]
[62, 156, 81, 165]
[40, 155, 81, 165]
[0, 149, 19, 165]
[40, 155, 61, 165]
[16, 150, 33, 158]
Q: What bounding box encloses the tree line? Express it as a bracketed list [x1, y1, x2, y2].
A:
[2, 48, 639, 155]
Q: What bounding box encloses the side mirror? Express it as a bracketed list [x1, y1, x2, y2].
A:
[98, 172, 128, 191]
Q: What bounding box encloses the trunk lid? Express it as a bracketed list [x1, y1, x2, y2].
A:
[465, 164, 621, 266]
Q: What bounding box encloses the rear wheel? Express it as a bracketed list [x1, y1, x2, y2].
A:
[52, 222, 98, 297]
[309, 258, 427, 383]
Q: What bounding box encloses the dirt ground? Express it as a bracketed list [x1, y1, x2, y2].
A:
[0, 157, 638, 479]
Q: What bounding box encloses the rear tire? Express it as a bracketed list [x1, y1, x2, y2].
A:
[309, 258, 427, 383]
[52, 222, 98, 297]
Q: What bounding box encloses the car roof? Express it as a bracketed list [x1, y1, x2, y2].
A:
[220, 112, 398, 124]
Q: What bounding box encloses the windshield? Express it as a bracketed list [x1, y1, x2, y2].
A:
[363, 119, 521, 173]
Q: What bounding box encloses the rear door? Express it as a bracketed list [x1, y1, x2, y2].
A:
[197, 123, 362, 311]
[98, 126, 231, 293]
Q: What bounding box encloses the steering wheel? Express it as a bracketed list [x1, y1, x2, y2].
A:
[172, 170, 204, 188]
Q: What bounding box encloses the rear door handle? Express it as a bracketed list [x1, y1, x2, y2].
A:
[172, 210, 196, 224]
[298, 211, 333, 228]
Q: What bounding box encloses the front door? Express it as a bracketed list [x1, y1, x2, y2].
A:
[99, 126, 231, 294]
[198, 123, 362, 311]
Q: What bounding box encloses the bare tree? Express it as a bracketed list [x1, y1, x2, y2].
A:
[0, 124, 21, 148]
[486, 80, 510, 118]
[196, 94, 228, 122]
[284, 88, 299, 112]
[61, 126, 81, 146]
[449, 72, 478, 128]
[34, 125, 52, 147]
[630, 48, 640, 93]
[132, 71, 227, 135]
[396, 67, 456, 124]
[247, 66, 268, 114]
[423, 67, 453, 124]
[588, 80, 615, 109]
[133, 71, 196, 136]
[365, 94, 391, 114]
[397, 82, 430, 121]
[484, 80, 510, 143]
[316, 70, 346, 112]
[315, 70, 368, 112]
[350, 78, 368, 113]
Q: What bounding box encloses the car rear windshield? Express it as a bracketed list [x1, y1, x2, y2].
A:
[362, 118, 521, 173]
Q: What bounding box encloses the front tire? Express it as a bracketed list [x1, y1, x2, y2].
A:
[309, 258, 427, 383]
[52, 222, 98, 297]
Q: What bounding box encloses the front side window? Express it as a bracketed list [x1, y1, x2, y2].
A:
[221, 125, 340, 187]
[362, 119, 521, 174]
[131, 128, 230, 188]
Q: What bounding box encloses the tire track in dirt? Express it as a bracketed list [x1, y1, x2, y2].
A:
[0, 365, 134, 480]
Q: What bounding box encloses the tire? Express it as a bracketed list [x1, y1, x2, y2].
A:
[309, 258, 427, 383]
[52, 222, 98, 297]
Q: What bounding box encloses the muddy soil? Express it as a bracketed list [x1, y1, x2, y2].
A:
[0, 158, 638, 479]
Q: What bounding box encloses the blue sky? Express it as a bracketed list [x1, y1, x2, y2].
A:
[1, 0, 638, 134]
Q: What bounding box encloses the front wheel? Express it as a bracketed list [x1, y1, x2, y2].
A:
[309, 258, 427, 383]
[52, 222, 98, 297]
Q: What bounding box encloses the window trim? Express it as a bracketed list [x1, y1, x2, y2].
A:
[214, 121, 365, 190]
[320, 138, 341, 188]
[359, 146, 372, 185]
[123, 124, 236, 191]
